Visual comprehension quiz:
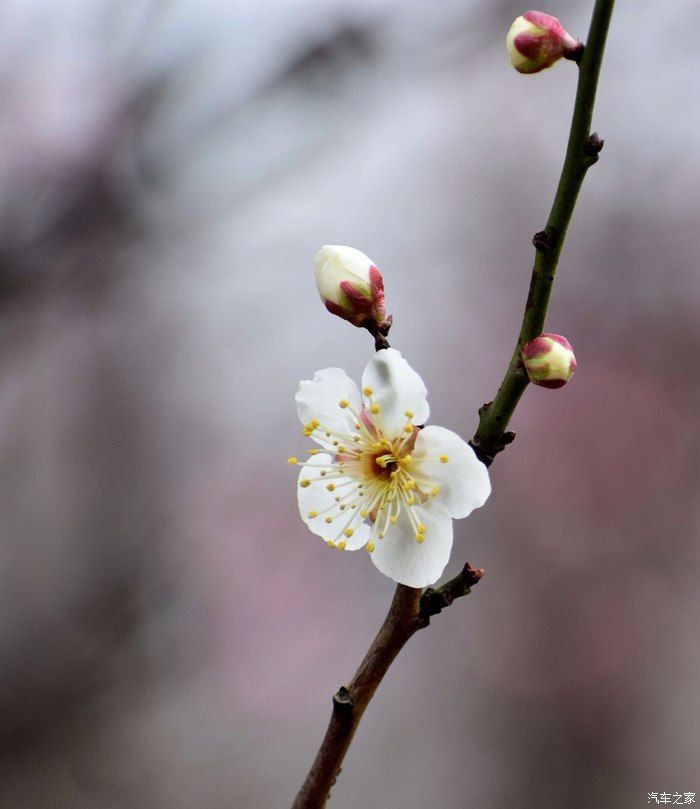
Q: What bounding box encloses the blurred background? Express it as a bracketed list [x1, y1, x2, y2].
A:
[0, 1, 698, 807]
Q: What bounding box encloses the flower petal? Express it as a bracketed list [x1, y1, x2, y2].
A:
[413, 425, 491, 519]
[361, 349, 429, 436]
[370, 499, 453, 587]
[296, 368, 363, 449]
[297, 456, 369, 550]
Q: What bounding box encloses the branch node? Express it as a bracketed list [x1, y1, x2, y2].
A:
[532, 230, 549, 251]
[585, 131, 605, 155]
[419, 563, 484, 621]
[332, 686, 354, 712]
[564, 39, 585, 63]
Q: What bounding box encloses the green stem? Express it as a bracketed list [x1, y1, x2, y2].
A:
[471, 0, 614, 466]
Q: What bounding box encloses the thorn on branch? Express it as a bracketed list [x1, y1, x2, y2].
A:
[419, 563, 485, 622]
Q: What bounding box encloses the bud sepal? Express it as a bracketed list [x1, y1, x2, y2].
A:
[506, 11, 582, 75]
[521, 333, 576, 388]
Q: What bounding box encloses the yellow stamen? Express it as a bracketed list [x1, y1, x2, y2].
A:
[337, 540, 347, 550]
[365, 542, 375, 553]
[363, 387, 373, 396]
[308, 511, 318, 518]
[287, 456, 298, 465]
[343, 528, 354, 537]
[431, 485, 440, 496]
[371, 404, 381, 414]
[325, 517, 333, 524]
[339, 399, 350, 408]
[327, 483, 335, 491]
[440, 454, 449, 463]
[300, 479, 311, 488]
[415, 533, 425, 543]
[417, 524, 426, 533]
[404, 410, 414, 418]
[390, 515, 398, 524]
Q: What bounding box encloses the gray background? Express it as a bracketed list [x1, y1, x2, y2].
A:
[0, 2, 698, 808]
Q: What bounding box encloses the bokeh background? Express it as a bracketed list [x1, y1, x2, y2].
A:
[1, 1, 698, 807]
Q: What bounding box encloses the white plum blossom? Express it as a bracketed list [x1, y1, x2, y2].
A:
[290, 349, 491, 588]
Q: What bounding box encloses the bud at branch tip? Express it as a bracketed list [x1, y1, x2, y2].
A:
[506, 10, 582, 75]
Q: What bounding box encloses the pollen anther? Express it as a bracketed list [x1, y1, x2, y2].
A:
[300, 479, 311, 488]
[440, 454, 449, 463]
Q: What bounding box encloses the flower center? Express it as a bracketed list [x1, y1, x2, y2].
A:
[291, 395, 444, 550]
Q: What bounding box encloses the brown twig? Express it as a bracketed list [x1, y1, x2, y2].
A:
[292, 566, 483, 809]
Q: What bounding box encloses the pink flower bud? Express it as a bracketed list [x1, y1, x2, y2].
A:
[313, 245, 388, 330]
[521, 333, 576, 388]
[506, 11, 581, 74]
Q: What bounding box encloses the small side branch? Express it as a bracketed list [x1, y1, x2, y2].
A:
[419, 562, 484, 621]
[471, 0, 614, 466]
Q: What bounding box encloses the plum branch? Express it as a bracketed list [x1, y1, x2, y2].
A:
[471, 0, 615, 466]
[292, 2, 614, 806]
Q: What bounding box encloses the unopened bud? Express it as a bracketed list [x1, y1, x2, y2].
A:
[506, 11, 581, 74]
[521, 333, 576, 388]
[314, 245, 388, 330]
